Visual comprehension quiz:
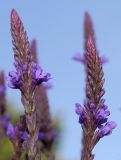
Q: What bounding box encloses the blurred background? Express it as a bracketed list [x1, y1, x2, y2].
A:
[0, 0, 121, 159]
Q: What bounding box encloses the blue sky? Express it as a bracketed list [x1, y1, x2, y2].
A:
[0, 0, 121, 160]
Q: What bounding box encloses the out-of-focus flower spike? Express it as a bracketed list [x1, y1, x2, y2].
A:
[0, 71, 8, 143]
[30, 38, 56, 159]
[6, 115, 29, 159]
[36, 85, 56, 159]
[0, 71, 6, 114]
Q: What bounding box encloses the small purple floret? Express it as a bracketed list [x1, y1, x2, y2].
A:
[6, 123, 15, 140]
[100, 56, 108, 64]
[43, 82, 53, 90]
[75, 103, 84, 115]
[39, 132, 45, 140]
[75, 103, 86, 124]
[73, 53, 85, 64]
[21, 131, 29, 141]
[96, 108, 110, 120]
[39, 129, 57, 141]
[88, 102, 96, 112]
[2, 114, 11, 130]
[8, 71, 22, 89]
[98, 121, 117, 138]
[32, 63, 51, 85]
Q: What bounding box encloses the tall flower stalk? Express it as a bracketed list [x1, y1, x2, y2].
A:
[31, 40, 56, 160]
[75, 12, 116, 160]
[8, 9, 50, 160]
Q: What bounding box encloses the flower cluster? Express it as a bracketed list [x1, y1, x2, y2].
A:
[75, 12, 116, 160]
[75, 101, 116, 138]
[8, 62, 50, 89]
[6, 119, 56, 145]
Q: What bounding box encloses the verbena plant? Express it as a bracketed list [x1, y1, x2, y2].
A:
[0, 9, 116, 160]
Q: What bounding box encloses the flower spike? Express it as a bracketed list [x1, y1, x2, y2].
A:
[75, 12, 116, 160]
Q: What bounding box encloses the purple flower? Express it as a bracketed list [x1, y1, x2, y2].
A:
[8, 63, 50, 89]
[8, 71, 22, 89]
[75, 103, 84, 115]
[96, 108, 110, 121]
[21, 131, 29, 141]
[91, 103, 110, 128]
[2, 114, 11, 130]
[73, 53, 85, 64]
[43, 82, 53, 90]
[22, 62, 28, 71]
[87, 102, 96, 112]
[98, 121, 117, 138]
[39, 129, 57, 142]
[6, 123, 15, 140]
[100, 56, 108, 64]
[39, 132, 45, 140]
[75, 103, 86, 124]
[32, 62, 51, 85]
